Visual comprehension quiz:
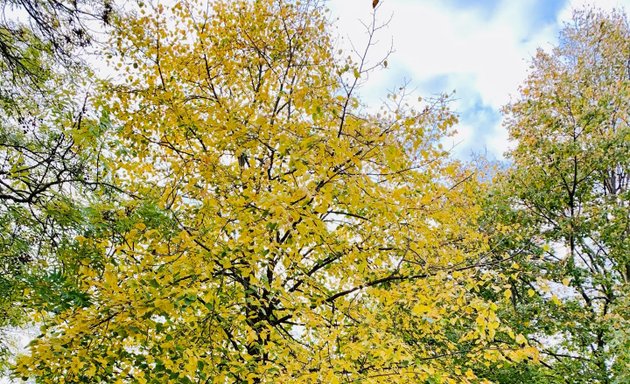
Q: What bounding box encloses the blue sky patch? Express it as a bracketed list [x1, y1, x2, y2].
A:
[440, 0, 502, 18]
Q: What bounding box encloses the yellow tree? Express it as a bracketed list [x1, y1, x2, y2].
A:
[15, 0, 530, 382]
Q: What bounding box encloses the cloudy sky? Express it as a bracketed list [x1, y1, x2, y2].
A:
[328, 0, 628, 160]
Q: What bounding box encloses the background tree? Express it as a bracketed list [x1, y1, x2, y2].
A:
[0, 0, 116, 369]
[480, 8, 629, 384]
[14, 0, 530, 382]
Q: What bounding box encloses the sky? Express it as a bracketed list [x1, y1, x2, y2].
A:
[328, 0, 629, 160]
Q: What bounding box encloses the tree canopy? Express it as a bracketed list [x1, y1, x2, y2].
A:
[481, 8, 629, 384]
[10, 0, 535, 382]
[0, 1, 627, 383]
[0, 0, 116, 369]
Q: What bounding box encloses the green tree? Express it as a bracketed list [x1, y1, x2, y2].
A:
[0, 0, 116, 369]
[482, 8, 629, 384]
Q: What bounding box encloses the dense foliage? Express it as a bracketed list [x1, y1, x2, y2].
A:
[0, 1, 627, 383]
[481, 9, 629, 384]
[0, 0, 116, 369]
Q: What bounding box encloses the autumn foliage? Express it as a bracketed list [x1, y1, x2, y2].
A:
[9, 0, 533, 382]
[0, 1, 627, 383]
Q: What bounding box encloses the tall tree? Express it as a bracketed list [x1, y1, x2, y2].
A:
[0, 0, 116, 369]
[14, 0, 529, 382]
[481, 8, 629, 384]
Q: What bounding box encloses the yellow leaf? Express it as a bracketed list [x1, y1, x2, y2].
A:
[412, 303, 431, 316]
[85, 365, 96, 378]
[551, 295, 562, 306]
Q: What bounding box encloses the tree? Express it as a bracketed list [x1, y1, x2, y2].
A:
[0, 0, 114, 66]
[481, 8, 629, 384]
[14, 0, 530, 382]
[0, 0, 116, 369]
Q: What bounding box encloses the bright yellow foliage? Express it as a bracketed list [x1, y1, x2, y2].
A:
[14, 0, 528, 382]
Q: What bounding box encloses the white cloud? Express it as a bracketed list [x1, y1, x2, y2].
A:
[328, 0, 628, 158]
